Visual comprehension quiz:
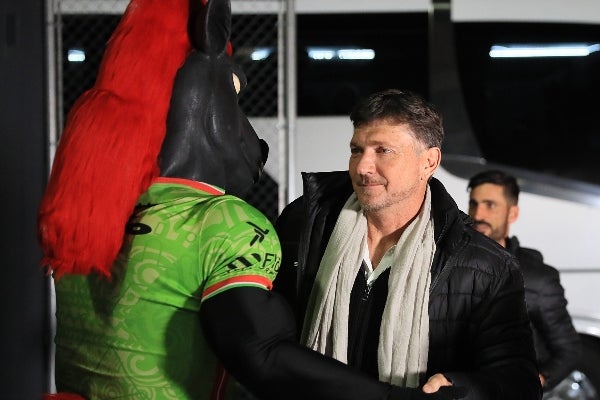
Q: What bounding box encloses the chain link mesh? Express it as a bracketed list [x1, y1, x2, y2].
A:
[55, 0, 285, 222]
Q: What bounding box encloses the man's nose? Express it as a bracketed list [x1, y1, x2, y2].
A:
[354, 152, 375, 175]
[472, 204, 486, 220]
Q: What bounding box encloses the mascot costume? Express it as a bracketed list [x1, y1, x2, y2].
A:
[38, 0, 467, 399]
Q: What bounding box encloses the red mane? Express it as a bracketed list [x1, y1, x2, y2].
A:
[37, 0, 193, 278]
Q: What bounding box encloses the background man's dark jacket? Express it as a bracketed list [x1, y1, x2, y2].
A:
[506, 236, 581, 390]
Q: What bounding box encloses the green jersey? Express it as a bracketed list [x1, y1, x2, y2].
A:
[54, 177, 282, 399]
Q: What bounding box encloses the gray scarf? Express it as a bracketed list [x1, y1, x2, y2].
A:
[301, 187, 435, 387]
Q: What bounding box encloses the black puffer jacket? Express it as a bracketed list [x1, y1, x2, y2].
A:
[506, 237, 581, 390]
[274, 171, 542, 400]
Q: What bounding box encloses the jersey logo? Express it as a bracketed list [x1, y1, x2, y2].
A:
[226, 253, 261, 269]
[246, 221, 269, 245]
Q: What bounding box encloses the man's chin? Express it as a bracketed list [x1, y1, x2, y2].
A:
[360, 199, 387, 213]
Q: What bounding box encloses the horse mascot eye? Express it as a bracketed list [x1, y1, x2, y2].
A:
[37, 0, 268, 278]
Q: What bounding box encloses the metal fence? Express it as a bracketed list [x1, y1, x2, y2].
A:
[47, 0, 291, 222]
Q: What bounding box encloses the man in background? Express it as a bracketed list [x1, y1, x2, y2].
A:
[467, 169, 581, 393]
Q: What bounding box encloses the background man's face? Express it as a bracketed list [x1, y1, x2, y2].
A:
[468, 183, 516, 245]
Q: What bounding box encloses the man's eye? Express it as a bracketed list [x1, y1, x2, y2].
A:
[350, 147, 360, 154]
[377, 147, 392, 154]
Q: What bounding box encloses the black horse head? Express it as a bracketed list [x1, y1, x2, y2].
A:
[158, 0, 267, 199]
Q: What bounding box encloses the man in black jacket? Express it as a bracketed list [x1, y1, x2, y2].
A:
[467, 169, 581, 392]
[274, 89, 542, 400]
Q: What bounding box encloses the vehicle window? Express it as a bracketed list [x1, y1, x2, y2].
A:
[297, 13, 429, 116]
[455, 22, 600, 186]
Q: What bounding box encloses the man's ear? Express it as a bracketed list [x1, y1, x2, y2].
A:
[423, 146, 441, 180]
[508, 204, 519, 224]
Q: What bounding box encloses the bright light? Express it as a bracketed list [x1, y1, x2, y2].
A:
[337, 49, 375, 60]
[490, 43, 600, 58]
[251, 48, 271, 61]
[308, 48, 335, 60]
[308, 47, 375, 61]
[67, 49, 86, 62]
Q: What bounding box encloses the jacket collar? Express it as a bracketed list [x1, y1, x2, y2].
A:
[300, 171, 468, 246]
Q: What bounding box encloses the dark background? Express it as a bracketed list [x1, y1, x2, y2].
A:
[2, 1, 600, 398]
[0, 0, 51, 398]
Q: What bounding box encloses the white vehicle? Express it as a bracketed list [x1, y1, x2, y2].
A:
[290, 0, 600, 398]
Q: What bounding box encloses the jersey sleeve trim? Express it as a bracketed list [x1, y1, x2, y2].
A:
[202, 275, 273, 301]
[154, 177, 225, 195]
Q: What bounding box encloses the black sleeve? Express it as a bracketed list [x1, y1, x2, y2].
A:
[272, 197, 305, 311]
[200, 287, 465, 400]
[532, 264, 581, 389]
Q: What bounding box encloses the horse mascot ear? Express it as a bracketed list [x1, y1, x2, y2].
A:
[159, 0, 268, 198]
[37, 0, 263, 280]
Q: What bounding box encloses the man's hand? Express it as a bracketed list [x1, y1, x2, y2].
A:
[422, 373, 453, 393]
[417, 373, 467, 399]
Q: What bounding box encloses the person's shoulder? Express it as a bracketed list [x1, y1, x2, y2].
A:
[276, 195, 305, 226]
[446, 228, 525, 297]
[470, 228, 512, 259]
[517, 246, 557, 271]
[277, 171, 353, 223]
[206, 194, 275, 227]
[514, 244, 560, 284]
[460, 225, 518, 274]
[302, 170, 354, 204]
[517, 246, 544, 263]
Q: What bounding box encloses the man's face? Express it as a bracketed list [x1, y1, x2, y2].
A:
[348, 120, 437, 214]
[468, 183, 518, 246]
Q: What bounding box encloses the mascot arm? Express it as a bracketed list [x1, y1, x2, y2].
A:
[200, 287, 466, 400]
